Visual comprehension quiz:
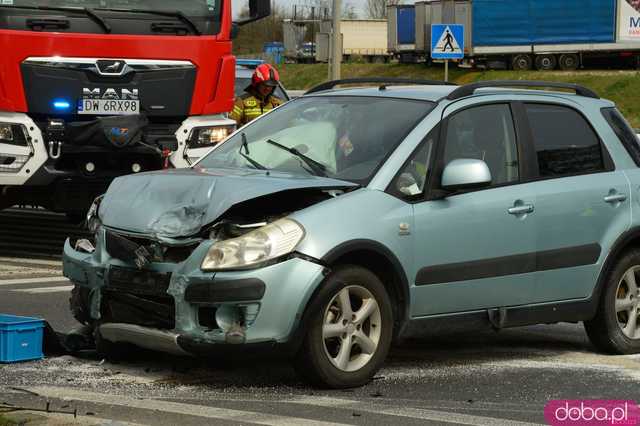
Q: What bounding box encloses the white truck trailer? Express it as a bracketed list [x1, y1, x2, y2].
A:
[316, 20, 391, 63]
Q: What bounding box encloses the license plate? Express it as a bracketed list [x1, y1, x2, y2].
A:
[78, 99, 140, 115]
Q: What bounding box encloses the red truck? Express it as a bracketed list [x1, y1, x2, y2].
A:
[0, 0, 269, 218]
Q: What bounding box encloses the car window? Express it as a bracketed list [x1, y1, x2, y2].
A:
[197, 96, 434, 185]
[601, 107, 640, 166]
[235, 76, 288, 100]
[525, 104, 604, 178]
[444, 104, 519, 186]
[390, 125, 438, 199]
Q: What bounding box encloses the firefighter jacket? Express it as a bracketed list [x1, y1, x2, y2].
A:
[229, 91, 283, 127]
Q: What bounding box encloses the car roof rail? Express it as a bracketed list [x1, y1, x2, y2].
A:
[306, 78, 456, 95]
[446, 80, 599, 101]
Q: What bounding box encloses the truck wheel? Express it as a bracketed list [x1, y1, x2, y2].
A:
[511, 54, 532, 71]
[558, 54, 579, 71]
[584, 250, 640, 354]
[294, 265, 393, 388]
[535, 54, 557, 71]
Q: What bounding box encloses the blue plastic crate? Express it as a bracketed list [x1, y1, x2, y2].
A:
[0, 314, 45, 363]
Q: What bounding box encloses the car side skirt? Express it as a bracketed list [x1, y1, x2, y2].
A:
[401, 297, 595, 339]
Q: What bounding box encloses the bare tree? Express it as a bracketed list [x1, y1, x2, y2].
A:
[365, 0, 400, 19]
[299, 0, 358, 19]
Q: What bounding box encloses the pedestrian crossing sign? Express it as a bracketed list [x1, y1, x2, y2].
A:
[431, 24, 464, 60]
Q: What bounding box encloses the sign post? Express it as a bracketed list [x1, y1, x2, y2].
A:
[431, 24, 464, 83]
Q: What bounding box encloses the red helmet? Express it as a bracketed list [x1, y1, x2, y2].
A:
[252, 63, 280, 87]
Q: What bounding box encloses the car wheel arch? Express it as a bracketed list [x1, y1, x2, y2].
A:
[592, 227, 640, 316]
[319, 239, 411, 339]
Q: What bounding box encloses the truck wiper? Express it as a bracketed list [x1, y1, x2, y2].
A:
[94, 8, 201, 35]
[0, 5, 111, 33]
[265, 139, 328, 177]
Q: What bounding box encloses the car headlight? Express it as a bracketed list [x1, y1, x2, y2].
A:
[201, 218, 305, 271]
[190, 125, 236, 147]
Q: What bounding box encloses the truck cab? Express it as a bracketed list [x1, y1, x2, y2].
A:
[0, 0, 269, 216]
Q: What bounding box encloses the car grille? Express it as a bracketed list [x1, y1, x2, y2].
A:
[105, 230, 196, 265]
[103, 266, 175, 329]
[107, 265, 172, 296]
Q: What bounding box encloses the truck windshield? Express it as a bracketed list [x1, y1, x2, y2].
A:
[197, 96, 434, 185]
[0, 0, 222, 35]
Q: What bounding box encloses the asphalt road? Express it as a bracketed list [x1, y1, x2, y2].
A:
[1, 254, 639, 425]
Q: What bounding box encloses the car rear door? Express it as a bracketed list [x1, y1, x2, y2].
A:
[408, 99, 539, 316]
[520, 101, 631, 303]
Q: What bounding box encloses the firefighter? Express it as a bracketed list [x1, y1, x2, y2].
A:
[230, 63, 284, 127]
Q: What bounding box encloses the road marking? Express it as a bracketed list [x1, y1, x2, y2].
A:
[286, 396, 543, 426]
[28, 387, 350, 426]
[0, 257, 62, 267]
[11, 285, 73, 294]
[0, 276, 69, 286]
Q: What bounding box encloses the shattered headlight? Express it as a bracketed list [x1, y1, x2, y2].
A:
[86, 195, 103, 233]
[201, 218, 305, 271]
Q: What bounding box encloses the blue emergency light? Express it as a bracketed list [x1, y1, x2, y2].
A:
[53, 100, 71, 110]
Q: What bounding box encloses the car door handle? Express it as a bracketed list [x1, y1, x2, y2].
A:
[604, 193, 627, 204]
[508, 204, 534, 215]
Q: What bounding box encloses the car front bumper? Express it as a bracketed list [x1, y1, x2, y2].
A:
[62, 229, 327, 356]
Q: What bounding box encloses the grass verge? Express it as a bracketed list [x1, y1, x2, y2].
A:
[0, 413, 16, 426]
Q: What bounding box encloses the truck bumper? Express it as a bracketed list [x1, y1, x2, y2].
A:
[0, 112, 233, 213]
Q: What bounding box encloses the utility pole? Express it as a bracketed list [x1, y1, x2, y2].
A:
[330, 0, 341, 80]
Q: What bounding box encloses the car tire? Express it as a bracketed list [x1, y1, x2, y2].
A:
[294, 265, 393, 388]
[585, 250, 640, 354]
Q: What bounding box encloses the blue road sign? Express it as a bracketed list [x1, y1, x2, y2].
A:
[431, 24, 464, 60]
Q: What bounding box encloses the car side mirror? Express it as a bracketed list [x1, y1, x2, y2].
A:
[234, 0, 271, 26]
[441, 159, 492, 191]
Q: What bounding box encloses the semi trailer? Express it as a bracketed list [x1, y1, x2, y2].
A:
[387, 5, 417, 63]
[316, 20, 391, 63]
[410, 0, 640, 70]
[0, 0, 270, 217]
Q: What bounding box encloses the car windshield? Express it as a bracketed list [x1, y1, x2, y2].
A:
[197, 96, 434, 184]
[235, 77, 288, 101]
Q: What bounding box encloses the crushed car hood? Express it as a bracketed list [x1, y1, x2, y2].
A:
[99, 168, 357, 238]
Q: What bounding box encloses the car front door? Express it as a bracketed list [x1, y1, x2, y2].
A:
[520, 102, 631, 303]
[407, 100, 539, 317]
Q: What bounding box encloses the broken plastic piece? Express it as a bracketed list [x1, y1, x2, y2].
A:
[225, 323, 246, 344]
[74, 239, 95, 253]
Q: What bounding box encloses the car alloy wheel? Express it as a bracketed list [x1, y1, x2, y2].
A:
[321, 285, 382, 372]
[585, 250, 640, 354]
[616, 266, 640, 339]
[294, 265, 393, 388]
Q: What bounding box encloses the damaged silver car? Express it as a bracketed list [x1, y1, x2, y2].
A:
[65, 79, 640, 388]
